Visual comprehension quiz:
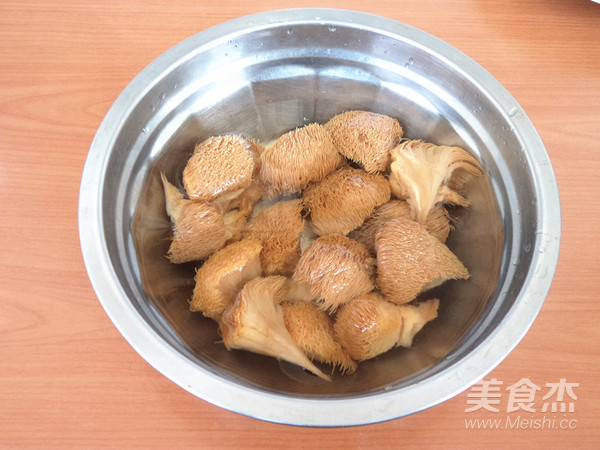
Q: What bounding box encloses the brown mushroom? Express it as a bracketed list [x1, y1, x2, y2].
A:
[333, 293, 439, 361]
[424, 205, 451, 244]
[349, 200, 450, 253]
[161, 173, 227, 263]
[303, 167, 391, 236]
[389, 140, 482, 224]
[226, 180, 266, 218]
[258, 123, 343, 196]
[242, 199, 305, 276]
[293, 234, 375, 311]
[182, 135, 262, 202]
[282, 301, 357, 374]
[281, 278, 318, 303]
[376, 217, 469, 305]
[189, 238, 262, 320]
[220, 276, 330, 381]
[325, 110, 403, 172]
[220, 208, 251, 245]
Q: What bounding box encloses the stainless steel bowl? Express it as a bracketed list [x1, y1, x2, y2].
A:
[79, 9, 560, 426]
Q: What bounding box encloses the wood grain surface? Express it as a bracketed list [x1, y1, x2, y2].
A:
[1, 0, 599, 448]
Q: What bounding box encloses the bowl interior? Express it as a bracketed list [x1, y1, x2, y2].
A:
[99, 17, 542, 398]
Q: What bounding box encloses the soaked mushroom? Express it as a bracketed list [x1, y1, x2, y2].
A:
[242, 199, 305, 276]
[349, 200, 450, 253]
[389, 140, 482, 224]
[189, 238, 262, 320]
[226, 180, 266, 218]
[221, 208, 251, 245]
[161, 173, 226, 263]
[282, 301, 357, 374]
[281, 278, 318, 303]
[258, 123, 343, 196]
[303, 167, 391, 236]
[219, 182, 266, 245]
[182, 135, 262, 202]
[333, 292, 439, 361]
[153, 110, 488, 379]
[293, 234, 375, 311]
[376, 217, 469, 305]
[325, 110, 403, 173]
[424, 205, 451, 244]
[220, 276, 331, 381]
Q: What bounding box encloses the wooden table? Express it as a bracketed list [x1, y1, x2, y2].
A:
[1, 0, 599, 447]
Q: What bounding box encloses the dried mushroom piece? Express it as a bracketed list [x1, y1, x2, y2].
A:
[219, 183, 266, 245]
[333, 293, 439, 361]
[293, 234, 375, 311]
[258, 123, 343, 197]
[394, 299, 440, 348]
[220, 276, 331, 381]
[389, 140, 482, 224]
[282, 301, 357, 374]
[376, 217, 469, 305]
[161, 173, 226, 263]
[325, 110, 403, 172]
[189, 238, 262, 320]
[349, 200, 450, 253]
[280, 278, 318, 303]
[303, 167, 391, 236]
[425, 205, 451, 243]
[183, 135, 261, 202]
[226, 180, 266, 218]
[221, 208, 251, 245]
[243, 199, 305, 276]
